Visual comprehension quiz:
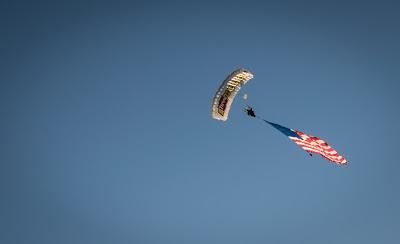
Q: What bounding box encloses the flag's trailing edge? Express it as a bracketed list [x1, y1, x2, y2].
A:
[263, 120, 347, 165]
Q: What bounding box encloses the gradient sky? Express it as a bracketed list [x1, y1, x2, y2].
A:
[1, 1, 400, 243]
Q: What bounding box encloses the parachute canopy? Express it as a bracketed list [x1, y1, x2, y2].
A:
[211, 69, 254, 121]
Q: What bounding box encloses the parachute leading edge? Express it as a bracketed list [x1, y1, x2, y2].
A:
[211, 69, 253, 121]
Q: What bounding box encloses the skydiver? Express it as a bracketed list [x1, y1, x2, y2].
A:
[245, 106, 256, 117]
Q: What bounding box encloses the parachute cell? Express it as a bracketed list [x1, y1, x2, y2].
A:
[211, 69, 253, 121]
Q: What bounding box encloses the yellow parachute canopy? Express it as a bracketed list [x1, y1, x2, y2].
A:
[211, 69, 254, 121]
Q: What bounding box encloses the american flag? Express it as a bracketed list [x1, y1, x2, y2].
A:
[264, 120, 347, 165]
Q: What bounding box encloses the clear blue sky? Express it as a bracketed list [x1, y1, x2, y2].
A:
[1, 1, 400, 243]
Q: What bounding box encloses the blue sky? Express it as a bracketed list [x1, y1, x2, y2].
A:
[1, 1, 400, 243]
